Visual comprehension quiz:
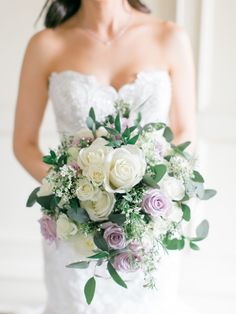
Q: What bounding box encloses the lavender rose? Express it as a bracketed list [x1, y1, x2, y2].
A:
[39, 215, 57, 243]
[103, 224, 126, 250]
[142, 189, 171, 216]
[113, 252, 141, 272]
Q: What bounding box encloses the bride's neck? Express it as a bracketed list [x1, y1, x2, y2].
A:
[77, 0, 132, 34]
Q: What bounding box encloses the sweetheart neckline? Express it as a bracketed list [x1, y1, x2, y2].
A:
[49, 69, 171, 94]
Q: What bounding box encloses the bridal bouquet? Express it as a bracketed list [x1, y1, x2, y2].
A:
[27, 101, 216, 304]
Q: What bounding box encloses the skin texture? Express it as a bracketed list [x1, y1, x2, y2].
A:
[13, 0, 196, 183]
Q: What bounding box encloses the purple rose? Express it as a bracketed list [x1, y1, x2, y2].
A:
[142, 189, 171, 216]
[129, 240, 142, 252]
[103, 224, 126, 250]
[113, 252, 141, 272]
[39, 215, 57, 243]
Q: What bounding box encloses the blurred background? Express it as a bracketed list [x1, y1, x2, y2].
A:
[0, 0, 235, 313]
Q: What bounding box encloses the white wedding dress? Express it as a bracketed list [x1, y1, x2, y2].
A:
[18, 70, 199, 314]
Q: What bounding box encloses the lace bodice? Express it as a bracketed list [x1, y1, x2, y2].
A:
[49, 70, 172, 134]
[40, 70, 173, 314]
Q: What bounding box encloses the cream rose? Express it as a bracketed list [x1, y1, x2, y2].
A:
[83, 164, 105, 186]
[161, 176, 185, 201]
[80, 190, 115, 221]
[67, 147, 80, 162]
[77, 138, 111, 169]
[75, 127, 108, 140]
[37, 178, 54, 197]
[104, 145, 146, 193]
[70, 232, 97, 260]
[56, 214, 78, 240]
[76, 178, 98, 201]
[166, 203, 183, 223]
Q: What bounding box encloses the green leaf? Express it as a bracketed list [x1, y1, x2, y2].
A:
[26, 187, 40, 207]
[190, 241, 200, 250]
[84, 277, 96, 305]
[127, 134, 139, 144]
[104, 127, 119, 136]
[201, 189, 217, 200]
[89, 107, 96, 121]
[67, 207, 90, 223]
[192, 170, 205, 183]
[163, 126, 174, 142]
[115, 113, 121, 133]
[42, 155, 55, 165]
[175, 141, 191, 152]
[109, 213, 126, 226]
[94, 232, 109, 252]
[143, 175, 158, 188]
[164, 238, 179, 250]
[153, 164, 167, 183]
[134, 112, 142, 126]
[107, 261, 127, 288]
[86, 116, 95, 131]
[66, 261, 90, 269]
[181, 194, 190, 202]
[181, 204, 191, 221]
[88, 252, 109, 259]
[196, 220, 209, 239]
[37, 194, 54, 210]
[177, 237, 185, 250]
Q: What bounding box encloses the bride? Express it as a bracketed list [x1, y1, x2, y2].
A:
[13, 0, 197, 313]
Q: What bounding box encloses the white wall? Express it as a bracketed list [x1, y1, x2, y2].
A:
[0, 0, 235, 313]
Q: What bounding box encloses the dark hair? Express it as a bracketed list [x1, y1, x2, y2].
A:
[38, 0, 150, 28]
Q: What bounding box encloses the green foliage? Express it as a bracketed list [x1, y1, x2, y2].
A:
[66, 261, 90, 269]
[175, 141, 191, 152]
[196, 220, 209, 239]
[93, 231, 109, 252]
[88, 252, 109, 259]
[163, 236, 185, 250]
[200, 189, 217, 200]
[114, 113, 121, 133]
[181, 203, 191, 222]
[26, 187, 40, 207]
[163, 126, 174, 142]
[192, 170, 205, 183]
[107, 261, 127, 288]
[109, 213, 126, 226]
[189, 241, 200, 250]
[143, 175, 158, 188]
[84, 277, 96, 304]
[152, 164, 167, 183]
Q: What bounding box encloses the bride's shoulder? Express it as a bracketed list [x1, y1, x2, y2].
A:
[27, 28, 62, 53]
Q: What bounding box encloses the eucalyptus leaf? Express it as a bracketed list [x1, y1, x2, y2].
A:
[86, 116, 95, 131]
[181, 204, 191, 222]
[177, 238, 185, 250]
[37, 194, 54, 210]
[153, 164, 167, 183]
[143, 175, 158, 188]
[94, 232, 109, 252]
[201, 189, 217, 200]
[196, 219, 209, 239]
[190, 241, 200, 250]
[109, 213, 126, 225]
[163, 126, 174, 142]
[66, 261, 90, 269]
[67, 207, 90, 223]
[164, 238, 179, 250]
[26, 187, 40, 207]
[84, 277, 96, 305]
[107, 261, 127, 288]
[192, 170, 205, 183]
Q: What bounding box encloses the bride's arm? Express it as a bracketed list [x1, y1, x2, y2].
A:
[13, 31, 55, 183]
[165, 23, 197, 153]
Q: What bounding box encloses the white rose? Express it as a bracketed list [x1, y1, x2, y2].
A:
[96, 126, 108, 138]
[70, 232, 97, 260]
[77, 138, 111, 169]
[166, 203, 183, 223]
[83, 164, 105, 186]
[152, 216, 170, 238]
[80, 190, 115, 221]
[104, 145, 146, 193]
[56, 214, 78, 240]
[37, 178, 54, 197]
[161, 176, 185, 201]
[76, 178, 98, 201]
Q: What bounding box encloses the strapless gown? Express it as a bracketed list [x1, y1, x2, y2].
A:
[18, 70, 200, 314]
